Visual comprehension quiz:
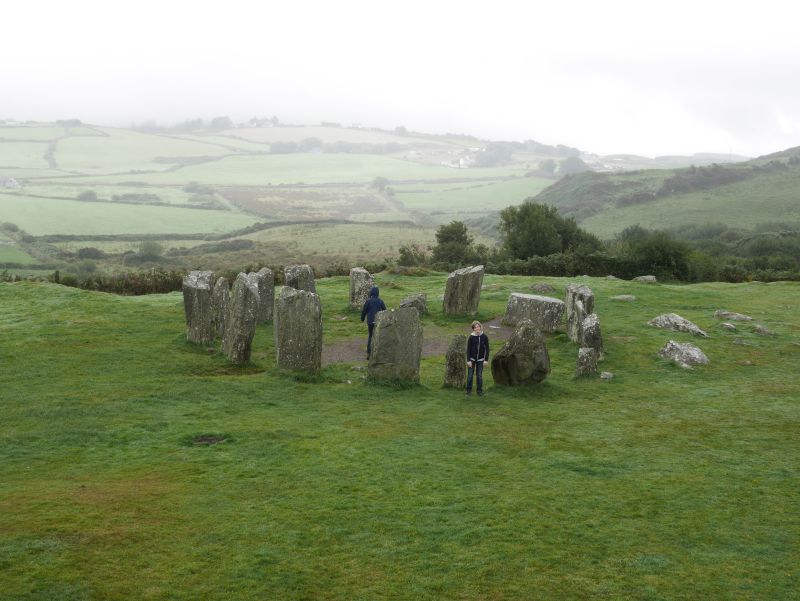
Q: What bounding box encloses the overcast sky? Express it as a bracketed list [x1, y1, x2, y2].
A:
[4, 0, 800, 157]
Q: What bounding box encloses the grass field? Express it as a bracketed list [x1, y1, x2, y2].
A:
[224, 125, 441, 147]
[0, 142, 50, 170]
[392, 177, 551, 212]
[1, 275, 798, 599]
[0, 243, 37, 264]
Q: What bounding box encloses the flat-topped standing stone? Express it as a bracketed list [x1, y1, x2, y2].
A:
[576, 347, 598, 376]
[248, 267, 274, 323]
[658, 340, 709, 369]
[444, 334, 467, 389]
[210, 277, 230, 339]
[274, 286, 323, 373]
[565, 284, 594, 343]
[349, 268, 374, 310]
[580, 313, 604, 360]
[491, 319, 551, 386]
[183, 270, 216, 345]
[222, 273, 260, 365]
[443, 265, 484, 315]
[399, 292, 428, 315]
[648, 313, 708, 337]
[368, 306, 423, 382]
[502, 293, 565, 333]
[284, 264, 316, 293]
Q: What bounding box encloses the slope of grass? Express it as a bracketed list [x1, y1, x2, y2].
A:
[1, 276, 798, 600]
[392, 177, 552, 212]
[0, 142, 49, 169]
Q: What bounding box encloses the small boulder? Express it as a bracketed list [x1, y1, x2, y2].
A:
[580, 313, 604, 360]
[222, 273, 260, 365]
[349, 268, 374, 310]
[658, 340, 709, 369]
[443, 265, 484, 315]
[600, 371, 614, 381]
[284, 264, 316, 293]
[531, 282, 555, 294]
[491, 320, 551, 386]
[714, 310, 752, 321]
[399, 292, 428, 315]
[444, 334, 467, 389]
[274, 286, 323, 373]
[753, 324, 775, 336]
[610, 294, 636, 302]
[502, 293, 565, 333]
[720, 322, 736, 331]
[182, 270, 216, 345]
[576, 347, 598, 377]
[648, 313, 708, 337]
[368, 306, 423, 383]
[210, 277, 230, 339]
[634, 275, 658, 283]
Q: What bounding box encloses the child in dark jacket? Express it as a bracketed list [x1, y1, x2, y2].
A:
[360, 286, 386, 359]
[466, 320, 489, 396]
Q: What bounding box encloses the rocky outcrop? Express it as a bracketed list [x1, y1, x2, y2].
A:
[222, 273, 260, 365]
[399, 292, 428, 315]
[443, 265, 484, 315]
[210, 277, 230, 339]
[284, 264, 316, 293]
[182, 270, 216, 345]
[368, 307, 423, 382]
[648, 313, 708, 337]
[490, 320, 551, 386]
[349, 268, 374, 310]
[576, 347, 598, 377]
[502, 293, 565, 333]
[566, 284, 594, 343]
[444, 334, 467, 389]
[658, 340, 709, 369]
[274, 286, 323, 373]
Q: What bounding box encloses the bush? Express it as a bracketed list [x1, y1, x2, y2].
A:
[77, 190, 98, 201]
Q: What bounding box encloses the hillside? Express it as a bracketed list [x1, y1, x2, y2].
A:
[1, 275, 799, 599]
[533, 147, 800, 238]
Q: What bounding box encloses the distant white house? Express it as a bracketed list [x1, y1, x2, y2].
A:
[0, 177, 21, 189]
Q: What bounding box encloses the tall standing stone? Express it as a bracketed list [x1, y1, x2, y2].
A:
[368, 307, 423, 383]
[502, 293, 565, 332]
[210, 277, 230, 339]
[349, 268, 374, 310]
[274, 286, 323, 374]
[490, 320, 551, 386]
[580, 313, 604, 360]
[566, 284, 594, 343]
[576, 347, 598, 376]
[443, 265, 484, 315]
[444, 334, 467, 389]
[222, 273, 260, 365]
[182, 270, 215, 345]
[284, 264, 316, 293]
[248, 267, 274, 323]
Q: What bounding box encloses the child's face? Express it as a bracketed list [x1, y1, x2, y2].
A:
[472, 324, 482, 334]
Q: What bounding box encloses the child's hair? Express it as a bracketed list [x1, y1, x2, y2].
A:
[471, 320, 482, 330]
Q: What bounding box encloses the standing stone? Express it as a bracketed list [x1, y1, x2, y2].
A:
[399, 292, 428, 315]
[443, 265, 484, 315]
[491, 320, 551, 386]
[182, 270, 216, 345]
[349, 268, 374, 310]
[444, 334, 467, 389]
[576, 347, 598, 376]
[222, 273, 260, 365]
[248, 267, 274, 323]
[502, 293, 565, 333]
[274, 286, 323, 373]
[284, 264, 316, 293]
[368, 307, 423, 382]
[579, 313, 604, 360]
[210, 277, 230, 339]
[566, 284, 594, 343]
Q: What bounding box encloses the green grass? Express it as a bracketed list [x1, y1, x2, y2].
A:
[21, 183, 202, 206]
[224, 125, 446, 147]
[0, 141, 49, 169]
[0, 125, 65, 141]
[392, 177, 551, 212]
[0, 243, 37, 264]
[0, 194, 258, 236]
[1, 275, 798, 599]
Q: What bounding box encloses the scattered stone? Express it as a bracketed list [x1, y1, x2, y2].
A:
[368, 306, 423, 382]
[349, 267, 374, 310]
[606, 275, 620, 280]
[720, 322, 736, 331]
[600, 371, 614, 381]
[531, 282, 555, 294]
[182, 270, 216, 345]
[576, 347, 598, 377]
[399, 292, 429, 315]
[753, 324, 775, 336]
[580, 313, 604, 360]
[443, 265, 484, 315]
[634, 275, 658, 283]
[502, 293, 565, 332]
[444, 334, 467, 389]
[284, 264, 316, 293]
[714, 310, 752, 321]
[610, 294, 636, 302]
[658, 340, 709, 369]
[565, 284, 594, 343]
[222, 273, 260, 365]
[210, 277, 230, 339]
[274, 286, 323, 373]
[491, 320, 551, 386]
[248, 267, 274, 323]
[648, 313, 708, 337]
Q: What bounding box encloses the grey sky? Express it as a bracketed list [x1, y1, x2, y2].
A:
[4, 0, 800, 157]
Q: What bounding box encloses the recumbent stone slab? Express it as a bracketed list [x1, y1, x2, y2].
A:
[183, 270, 216, 345]
[502, 293, 565, 333]
[274, 286, 323, 373]
[443, 265, 484, 315]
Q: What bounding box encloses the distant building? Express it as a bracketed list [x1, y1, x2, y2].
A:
[0, 177, 21, 189]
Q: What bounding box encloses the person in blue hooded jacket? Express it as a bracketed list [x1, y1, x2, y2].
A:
[360, 286, 386, 359]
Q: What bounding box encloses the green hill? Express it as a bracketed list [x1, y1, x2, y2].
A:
[2, 275, 799, 599]
[533, 148, 800, 238]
